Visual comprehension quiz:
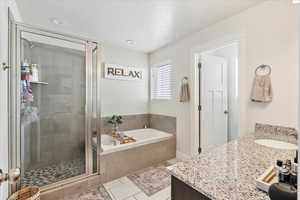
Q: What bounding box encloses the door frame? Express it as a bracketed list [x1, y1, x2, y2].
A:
[189, 35, 243, 156]
[8, 21, 102, 194]
[0, 5, 13, 200]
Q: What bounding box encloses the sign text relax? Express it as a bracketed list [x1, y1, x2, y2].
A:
[104, 64, 144, 81]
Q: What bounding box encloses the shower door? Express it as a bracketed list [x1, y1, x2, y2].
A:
[9, 23, 101, 191]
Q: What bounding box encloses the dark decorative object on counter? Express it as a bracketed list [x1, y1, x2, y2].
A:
[268, 183, 297, 200]
[277, 151, 298, 188]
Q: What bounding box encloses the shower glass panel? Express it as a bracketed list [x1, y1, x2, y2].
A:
[19, 31, 88, 188]
[91, 46, 100, 174]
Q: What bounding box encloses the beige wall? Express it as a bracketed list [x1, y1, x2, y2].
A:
[149, 1, 299, 158]
[101, 43, 149, 117]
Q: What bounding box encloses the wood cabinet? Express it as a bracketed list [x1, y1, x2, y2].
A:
[171, 176, 211, 200]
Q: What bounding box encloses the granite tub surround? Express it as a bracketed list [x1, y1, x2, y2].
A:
[168, 132, 296, 200]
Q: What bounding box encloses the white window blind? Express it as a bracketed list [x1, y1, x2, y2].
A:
[151, 64, 172, 100]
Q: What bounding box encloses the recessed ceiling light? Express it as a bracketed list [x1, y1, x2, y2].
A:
[293, 0, 300, 4]
[126, 40, 135, 45]
[50, 18, 63, 25]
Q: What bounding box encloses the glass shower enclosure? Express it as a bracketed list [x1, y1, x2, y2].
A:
[9, 21, 101, 192]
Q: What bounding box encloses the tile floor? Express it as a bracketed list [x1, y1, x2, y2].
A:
[62, 160, 178, 200]
[102, 160, 178, 200]
[104, 176, 171, 200]
[127, 166, 171, 196]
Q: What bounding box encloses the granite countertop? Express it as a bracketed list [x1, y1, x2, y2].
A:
[168, 130, 297, 200]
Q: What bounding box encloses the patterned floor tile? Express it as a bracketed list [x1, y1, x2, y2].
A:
[63, 185, 112, 200]
[127, 166, 171, 196]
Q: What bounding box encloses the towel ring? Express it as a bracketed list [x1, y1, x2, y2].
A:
[255, 64, 271, 76]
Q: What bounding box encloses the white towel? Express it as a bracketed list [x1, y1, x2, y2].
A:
[251, 75, 273, 102]
[180, 83, 190, 102]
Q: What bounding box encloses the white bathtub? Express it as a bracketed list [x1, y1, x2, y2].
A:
[95, 128, 173, 155]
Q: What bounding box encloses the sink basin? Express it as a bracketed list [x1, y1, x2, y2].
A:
[255, 139, 297, 150]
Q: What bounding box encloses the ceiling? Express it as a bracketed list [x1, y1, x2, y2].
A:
[16, 0, 266, 53]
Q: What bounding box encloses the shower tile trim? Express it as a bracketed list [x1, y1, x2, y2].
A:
[101, 114, 176, 135]
[101, 114, 150, 134]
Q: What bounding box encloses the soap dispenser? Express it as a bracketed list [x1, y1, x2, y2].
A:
[278, 160, 291, 184]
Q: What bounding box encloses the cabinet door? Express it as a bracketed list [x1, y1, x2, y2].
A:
[171, 176, 210, 200]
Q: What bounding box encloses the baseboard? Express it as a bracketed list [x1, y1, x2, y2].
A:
[176, 150, 190, 161]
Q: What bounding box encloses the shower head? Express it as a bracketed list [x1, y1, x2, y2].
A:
[29, 43, 35, 49]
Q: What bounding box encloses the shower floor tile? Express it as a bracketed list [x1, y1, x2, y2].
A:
[21, 157, 85, 188]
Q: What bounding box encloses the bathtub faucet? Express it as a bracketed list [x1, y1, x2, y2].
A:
[113, 138, 121, 146]
[288, 131, 298, 139]
[113, 131, 125, 145]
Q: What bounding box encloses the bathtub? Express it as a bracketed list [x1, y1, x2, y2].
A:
[94, 128, 173, 155]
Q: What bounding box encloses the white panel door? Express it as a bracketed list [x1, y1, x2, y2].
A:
[200, 54, 228, 149]
[0, 0, 9, 199]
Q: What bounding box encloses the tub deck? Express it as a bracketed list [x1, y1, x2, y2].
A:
[97, 129, 173, 155]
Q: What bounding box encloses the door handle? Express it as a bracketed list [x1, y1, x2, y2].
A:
[224, 110, 229, 114]
[0, 168, 21, 185]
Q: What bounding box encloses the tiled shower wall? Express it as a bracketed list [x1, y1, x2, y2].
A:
[149, 114, 176, 135]
[22, 42, 86, 171]
[101, 114, 176, 135]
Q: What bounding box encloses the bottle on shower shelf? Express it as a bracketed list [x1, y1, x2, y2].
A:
[21, 59, 30, 81]
[21, 59, 34, 103]
[29, 64, 39, 82]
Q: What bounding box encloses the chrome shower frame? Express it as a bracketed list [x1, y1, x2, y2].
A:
[8, 16, 102, 194]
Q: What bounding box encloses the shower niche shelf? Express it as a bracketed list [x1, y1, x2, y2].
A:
[30, 81, 48, 85]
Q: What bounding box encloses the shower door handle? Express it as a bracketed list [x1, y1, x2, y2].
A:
[0, 168, 21, 185]
[224, 110, 229, 114]
[2, 62, 10, 71]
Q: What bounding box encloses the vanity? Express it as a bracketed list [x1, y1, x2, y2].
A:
[168, 125, 297, 200]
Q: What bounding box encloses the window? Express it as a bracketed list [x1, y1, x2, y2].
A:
[151, 63, 172, 100]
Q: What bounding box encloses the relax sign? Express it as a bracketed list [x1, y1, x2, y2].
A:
[104, 63, 144, 80]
